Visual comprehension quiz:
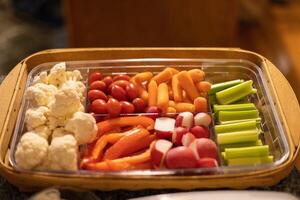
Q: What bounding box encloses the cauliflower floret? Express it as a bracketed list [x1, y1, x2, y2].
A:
[48, 134, 78, 171]
[32, 125, 52, 139]
[25, 106, 49, 130]
[65, 112, 97, 145]
[32, 71, 48, 85]
[15, 132, 49, 170]
[52, 127, 72, 138]
[66, 70, 82, 81]
[48, 62, 67, 88]
[61, 80, 86, 101]
[26, 83, 57, 107]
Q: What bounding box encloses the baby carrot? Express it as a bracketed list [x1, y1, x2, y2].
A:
[167, 107, 177, 113]
[152, 68, 173, 84]
[177, 71, 200, 101]
[194, 97, 208, 112]
[188, 69, 205, 82]
[196, 81, 212, 93]
[174, 103, 196, 112]
[157, 83, 169, 113]
[168, 100, 176, 107]
[134, 72, 153, 83]
[167, 67, 179, 75]
[148, 80, 158, 106]
[172, 74, 183, 102]
[168, 84, 174, 100]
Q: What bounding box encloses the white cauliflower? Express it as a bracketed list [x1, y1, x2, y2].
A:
[66, 70, 82, 81]
[47, 134, 78, 171]
[33, 125, 52, 139]
[26, 83, 57, 107]
[25, 106, 49, 130]
[32, 71, 48, 85]
[15, 132, 49, 170]
[61, 80, 86, 101]
[52, 127, 72, 138]
[65, 112, 97, 145]
[48, 62, 67, 88]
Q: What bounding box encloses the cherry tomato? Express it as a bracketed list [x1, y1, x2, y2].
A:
[112, 74, 131, 82]
[88, 90, 108, 102]
[88, 72, 103, 84]
[132, 98, 146, 113]
[107, 98, 121, 117]
[120, 101, 135, 113]
[89, 80, 107, 92]
[89, 99, 107, 114]
[125, 83, 138, 100]
[108, 80, 130, 91]
[102, 76, 113, 88]
[111, 85, 128, 101]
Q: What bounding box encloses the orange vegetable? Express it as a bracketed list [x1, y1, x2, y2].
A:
[167, 107, 177, 113]
[196, 81, 212, 92]
[157, 83, 169, 113]
[148, 80, 158, 106]
[168, 84, 174, 100]
[194, 97, 208, 112]
[168, 100, 176, 107]
[177, 71, 200, 101]
[152, 68, 173, 84]
[167, 67, 179, 75]
[97, 116, 154, 136]
[188, 69, 205, 82]
[174, 103, 196, 112]
[103, 127, 152, 160]
[134, 72, 153, 83]
[172, 74, 183, 102]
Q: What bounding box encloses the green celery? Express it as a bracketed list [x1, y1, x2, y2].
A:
[225, 145, 269, 159]
[208, 79, 244, 95]
[217, 130, 258, 145]
[218, 110, 259, 123]
[227, 156, 273, 166]
[219, 118, 261, 125]
[233, 98, 249, 104]
[209, 95, 217, 106]
[216, 80, 256, 105]
[215, 120, 258, 134]
[213, 103, 256, 113]
[220, 139, 262, 152]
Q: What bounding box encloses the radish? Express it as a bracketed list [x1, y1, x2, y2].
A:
[197, 158, 218, 168]
[165, 146, 198, 169]
[146, 106, 162, 119]
[175, 112, 194, 128]
[151, 139, 173, 168]
[154, 117, 175, 139]
[194, 112, 212, 127]
[190, 126, 210, 138]
[172, 127, 189, 146]
[182, 133, 195, 147]
[189, 138, 218, 160]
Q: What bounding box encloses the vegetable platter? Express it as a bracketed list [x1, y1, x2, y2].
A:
[0, 48, 299, 191]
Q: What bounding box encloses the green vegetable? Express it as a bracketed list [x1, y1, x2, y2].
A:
[209, 79, 244, 95]
[227, 156, 273, 166]
[209, 95, 217, 105]
[215, 120, 258, 134]
[213, 103, 256, 113]
[216, 80, 257, 105]
[218, 110, 260, 123]
[217, 130, 259, 145]
[220, 139, 262, 152]
[220, 118, 261, 125]
[225, 145, 269, 159]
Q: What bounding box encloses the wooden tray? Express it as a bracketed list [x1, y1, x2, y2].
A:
[0, 48, 299, 191]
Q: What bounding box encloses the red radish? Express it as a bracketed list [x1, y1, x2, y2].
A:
[165, 146, 198, 169]
[154, 117, 175, 139]
[190, 126, 210, 138]
[182, 133, 195, 147]
[146, 106, 162, 120]
[151, 139, 173, 168]
[172, 127, 189, 146]
[197, 158, 218, 168]
[194, 113, 211, 127]
[175, 112, 194, 128]
[189, 138, 218, 160]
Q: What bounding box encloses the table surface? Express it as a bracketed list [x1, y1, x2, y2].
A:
[1, 168, 299, 200]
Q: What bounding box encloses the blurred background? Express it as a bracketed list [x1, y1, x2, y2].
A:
[0, 0, 299, 99]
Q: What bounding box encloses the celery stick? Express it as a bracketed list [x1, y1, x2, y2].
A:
[217, 130, 258, 144]
[225, 145, 269, 159]
[218, 110, 259, 123]
[215, 120, 258, 134]
[216, 80, 256, 105]
[208, 79, 244, 95]
[233, 97, 249, 104]
[219, 118, 261, 125]
[227, 156, 273, 166]
[209, 95, 217, 106]
[220, 139, 262, 152]
[213, 103, 256, 113]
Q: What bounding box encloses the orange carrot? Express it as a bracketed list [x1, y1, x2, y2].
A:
[177, 71, 200, 101]
[152, 68, 173, 84]
[194, 97, 208, 112]
[134, 72, 153, 83]
[172, 74, 183, 102]
[167, 67, 179, 75]
[148, 80, 158, 106]
[188, 69, 205, 82]
[168, 100, 176, 107]
[196, 81, 212, 92]
[167, 107, 177, 113]
[174, 103, 195, 112]
[97, 116, 154, 136]
[157, 83, 169, 113]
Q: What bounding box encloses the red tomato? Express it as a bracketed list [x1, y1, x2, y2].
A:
[132, 98, 146, 113]
[111, 85, 128, 101]
[90, 99, 107, 114]
[112, 74, 131, 82]
[89, 80, 106, 92]
[126, 83, 139, 100]
[108, 80, 130, 91]
[88, 90, 108, 102]
[88, 72, 103, 84]
[120, 101, 135, 113]
[107, 98, 121, 117]
[102, 76, 113, 88]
